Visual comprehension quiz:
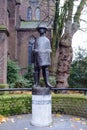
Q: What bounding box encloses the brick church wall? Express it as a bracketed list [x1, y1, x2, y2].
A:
[7, 0, 17, 60]
[19, 0, 49, 21]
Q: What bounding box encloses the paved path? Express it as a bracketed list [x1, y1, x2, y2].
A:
[0, 114, 87, 130]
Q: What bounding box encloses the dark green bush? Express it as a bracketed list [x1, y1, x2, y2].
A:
[49, 76, 56, 86]
[14, 77, 31, 88]
[7, 60, 20, 84]
[0, 94, 87, 117]
[7, 61, 33, 88]
[68, 48, 87, 88]
[23, 65, 34, 87]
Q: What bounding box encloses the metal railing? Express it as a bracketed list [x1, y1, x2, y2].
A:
[51, 88, 87, 95]
[0, 87, 87, 95]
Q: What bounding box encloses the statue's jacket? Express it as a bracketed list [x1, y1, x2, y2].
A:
[33, 35, 52, 67]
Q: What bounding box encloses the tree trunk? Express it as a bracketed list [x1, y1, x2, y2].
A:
[56, 45, 73, 88]
[56, 21, 73, 88]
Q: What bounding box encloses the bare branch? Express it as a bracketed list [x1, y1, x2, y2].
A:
[74, 0, 87, 23]
[67, 0, 74, 21]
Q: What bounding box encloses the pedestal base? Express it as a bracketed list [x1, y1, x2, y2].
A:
[31, 87, 52, 127]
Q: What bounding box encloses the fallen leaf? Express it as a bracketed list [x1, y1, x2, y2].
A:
[74, 118, 81, 121]
[2, 119, 7, 123]
[71, 117, 81, 122]
[0, 115, 8, 123]
[55, 114, 62, 117]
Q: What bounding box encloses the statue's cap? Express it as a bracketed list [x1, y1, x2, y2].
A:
[37, 24, 48, 30]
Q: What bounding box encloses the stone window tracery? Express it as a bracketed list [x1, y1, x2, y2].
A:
[36, 7, 40, 20]
[27, 7, 32, 20]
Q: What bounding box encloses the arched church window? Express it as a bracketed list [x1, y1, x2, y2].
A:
[36, 7, 40, 20]
[27, 7, 32, 20]
[28, 36, 35, 65]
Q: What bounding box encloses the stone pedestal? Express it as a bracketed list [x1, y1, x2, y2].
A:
[31, 87, 52, 127]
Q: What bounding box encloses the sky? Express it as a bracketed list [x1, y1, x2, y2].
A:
[72, 30, 87, 50]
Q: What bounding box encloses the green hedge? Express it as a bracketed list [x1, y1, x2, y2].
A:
[0, 94, 87, 117]
[52, 94, 87, 118]
[0, 95, 32, 116]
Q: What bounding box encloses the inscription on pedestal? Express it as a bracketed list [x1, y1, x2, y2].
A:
[32, 100, 51, 105]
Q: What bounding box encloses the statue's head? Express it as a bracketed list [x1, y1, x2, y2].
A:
[37, 24, 48, 35]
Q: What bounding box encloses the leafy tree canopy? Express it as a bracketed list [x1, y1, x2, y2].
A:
[68, 47, 87, 88]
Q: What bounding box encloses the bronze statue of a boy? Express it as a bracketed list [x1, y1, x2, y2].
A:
[33, 24, 52, 88]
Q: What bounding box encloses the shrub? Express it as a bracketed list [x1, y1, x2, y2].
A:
[9, 83, 15, 88]
[0, 94, 32, 116]
[68, 47, 87, 88]
[0, 94, 87, 117]
[14, 77, 31, 88]
[7, 60, 20, 84]
[52, 94, 87, 118]
[49, 76, 56, 87]
[23, 65, 34, 87]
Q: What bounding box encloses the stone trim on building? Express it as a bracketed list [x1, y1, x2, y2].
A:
[0, 28, 9, 83]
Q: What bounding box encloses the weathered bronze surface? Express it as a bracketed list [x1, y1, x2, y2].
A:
[32, 86, 51, 95]
[33, 24, 53, 88]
